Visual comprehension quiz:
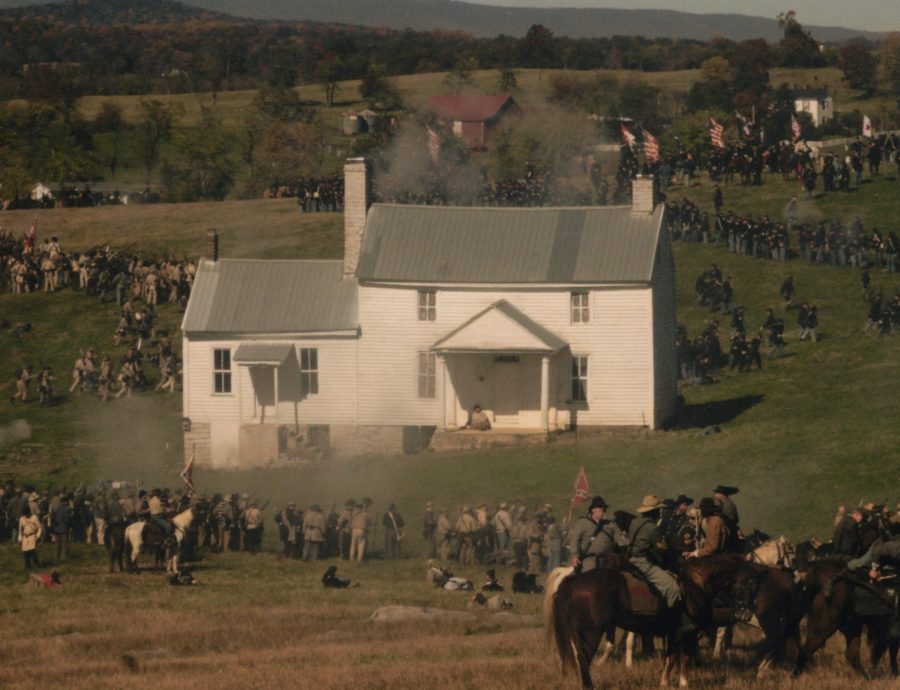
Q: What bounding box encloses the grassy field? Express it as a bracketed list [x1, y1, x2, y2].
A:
[0, 164, 897, 689]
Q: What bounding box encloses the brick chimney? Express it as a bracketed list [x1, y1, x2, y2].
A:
[343, 158, 371, 277]
[205, 230, 219, 261]
[631, 175, 659, 214]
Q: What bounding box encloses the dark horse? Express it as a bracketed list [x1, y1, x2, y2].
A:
[795, 558, 899, 677]
[105, 521, 127, 573]
[549, 566, 697, 688]
[547, 554, 800, 688]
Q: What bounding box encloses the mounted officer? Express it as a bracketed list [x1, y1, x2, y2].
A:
[687, 498, 727, 558]
[712, 485, 742, 550]
[566, 496, 624, 573]
[664, 494, 696, 553]
[628, 495, 693, 634]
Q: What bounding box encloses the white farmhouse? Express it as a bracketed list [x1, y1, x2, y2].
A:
[181, 159, 676, 468]
[793, 88, 834, 127]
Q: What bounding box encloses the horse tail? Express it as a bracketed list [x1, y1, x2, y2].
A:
[543, 566, 574, 642]
[550, 574, 579, 673]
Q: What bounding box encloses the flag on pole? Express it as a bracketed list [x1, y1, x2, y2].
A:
[862, 115, 873, 138]
[180, 445, 196, 493]
[23, 217, 36, 254]
[791, 115, 801, 141]
[571, 467, 590, 508]
[708, 117, 725, 149]
[620, 123, 636, 147]
[427, 127, 440, 163]
[642, 128, 659, 163]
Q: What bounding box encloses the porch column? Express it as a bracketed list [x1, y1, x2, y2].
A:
[272, 366, 279, 423]
[540, 355, 550, 434]
[436, 354, 446, 430]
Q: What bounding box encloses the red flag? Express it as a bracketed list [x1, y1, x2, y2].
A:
[427, 127, 440, 163]
[791, 115, 801, 141]
[571, 467, 590, 508]
[708, 117, 725, 149]
[642, 128, 659, 163]
[862, 115, 873, 138]
[620, 124, 636, 147]
[180, 446, 196, 493]
[23, 217, 36, 253]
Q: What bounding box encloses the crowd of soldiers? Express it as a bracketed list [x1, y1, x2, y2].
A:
[667, 197, 899, 273]
[3, 227, 190, 404]
[295, 177, 345, 213]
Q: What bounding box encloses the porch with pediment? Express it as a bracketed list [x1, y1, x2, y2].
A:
[431, 300, 568, 434]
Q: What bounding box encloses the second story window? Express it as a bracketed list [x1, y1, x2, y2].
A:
[300, 348, 319, 395]
[571, 291, 589, 323]
[418, 289, 436, 321]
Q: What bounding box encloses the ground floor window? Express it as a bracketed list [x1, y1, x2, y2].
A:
[417, 352, 436, 399]
[571, 355, 588, 402]
[213, 348, 231, 394]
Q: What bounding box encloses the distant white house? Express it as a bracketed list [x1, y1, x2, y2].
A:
[794, 88, 833, 127]
[31, 183, 52, 201]
[181, 160, 677, 468]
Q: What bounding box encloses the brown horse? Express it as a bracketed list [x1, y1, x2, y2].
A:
[549, 567, 697, 689]
[105, 521, 127, 573]
[680, 556, 802, 672]
[795, 558, 899, 677]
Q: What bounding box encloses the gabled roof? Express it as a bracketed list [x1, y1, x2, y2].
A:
[425, 94, 516, 122]
[432, 300, 567, 353]
[182, 259, 357, 335]
[357, 203, 665, 284]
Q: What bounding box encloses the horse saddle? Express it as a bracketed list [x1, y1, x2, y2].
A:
[852, 579, 897, 618]
[622, 571, 665, 616]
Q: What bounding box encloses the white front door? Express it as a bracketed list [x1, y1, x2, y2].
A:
[491, 359, 521, 426]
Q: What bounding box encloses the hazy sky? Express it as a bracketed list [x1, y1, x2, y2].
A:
[474, 0, 899, 33]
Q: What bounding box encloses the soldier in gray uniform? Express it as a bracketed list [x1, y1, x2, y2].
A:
[628, 495, 693, 634]
[566, 496, 624, 572]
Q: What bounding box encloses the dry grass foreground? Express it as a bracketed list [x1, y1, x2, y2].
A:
[0, 546, 897, 690]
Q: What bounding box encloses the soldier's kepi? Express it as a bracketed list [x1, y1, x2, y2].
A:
[566, 495, 623, 573]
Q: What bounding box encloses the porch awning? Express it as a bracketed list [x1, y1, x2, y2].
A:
[432, 300, 567, 354]
[232, 342, 295, 365]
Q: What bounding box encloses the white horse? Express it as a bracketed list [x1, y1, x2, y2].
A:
[124, 507, 196, 573]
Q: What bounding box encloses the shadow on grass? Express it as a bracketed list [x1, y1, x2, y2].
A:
[675, 394, 764, 429]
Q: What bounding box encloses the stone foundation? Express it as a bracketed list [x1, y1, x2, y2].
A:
[330, 425, 404, 457]
[183, 423, 211, 467]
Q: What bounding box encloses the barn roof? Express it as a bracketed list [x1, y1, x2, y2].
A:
[182, 259, 358, 335]
[425, 94, 516, 122]
[357, 203, 665, 284]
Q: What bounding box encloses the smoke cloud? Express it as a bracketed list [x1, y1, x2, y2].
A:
[0, 419, 31, 447]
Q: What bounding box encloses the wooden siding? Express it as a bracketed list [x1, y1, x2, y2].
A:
[184, 336, 358, 465]
[357, 285, 654, 427]
[651, 226, 678, 428]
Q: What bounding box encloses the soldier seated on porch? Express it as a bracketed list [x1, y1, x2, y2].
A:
[467, 404, 492, 431]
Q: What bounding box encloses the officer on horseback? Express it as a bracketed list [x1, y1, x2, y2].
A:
[628, 495, 694, 633]
[566, 496, 624, 573]
[148, 489, 172, 535]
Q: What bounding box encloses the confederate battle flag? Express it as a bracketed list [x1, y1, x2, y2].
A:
[571, 467, 590, 508]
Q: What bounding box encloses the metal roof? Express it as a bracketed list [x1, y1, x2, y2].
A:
[182, 259, 358, 335]
[357, 204, 664, 284]
[233, 343, 296, 365]
[432, 300, 567, 353]
[425, 95, 517, 122]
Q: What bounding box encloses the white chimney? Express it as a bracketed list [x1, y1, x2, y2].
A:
[343, 157, 371, 277]
[631, 175, 659, 214]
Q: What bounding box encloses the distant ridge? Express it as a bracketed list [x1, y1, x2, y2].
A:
[0, 0, 235, 24]
[0, 0, 883, 41]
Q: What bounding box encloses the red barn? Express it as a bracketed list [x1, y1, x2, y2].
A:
[424, 94, 522, 148]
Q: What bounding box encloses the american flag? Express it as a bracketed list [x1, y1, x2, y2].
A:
[570, 467, 590, 508]
[620, 123, 636, 147]
[642, 129, 659, 163]
[427, 127, 440, 163]
[708, 117, 725, 149]
[791, 115, 801, 141]
[180, 445, 196, 493]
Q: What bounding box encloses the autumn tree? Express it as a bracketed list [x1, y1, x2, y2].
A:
[838, 43, 878, 96]
[137, 99, 180, 184]
[161, 107, 235, 202]
[775, 11, 825, 68]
